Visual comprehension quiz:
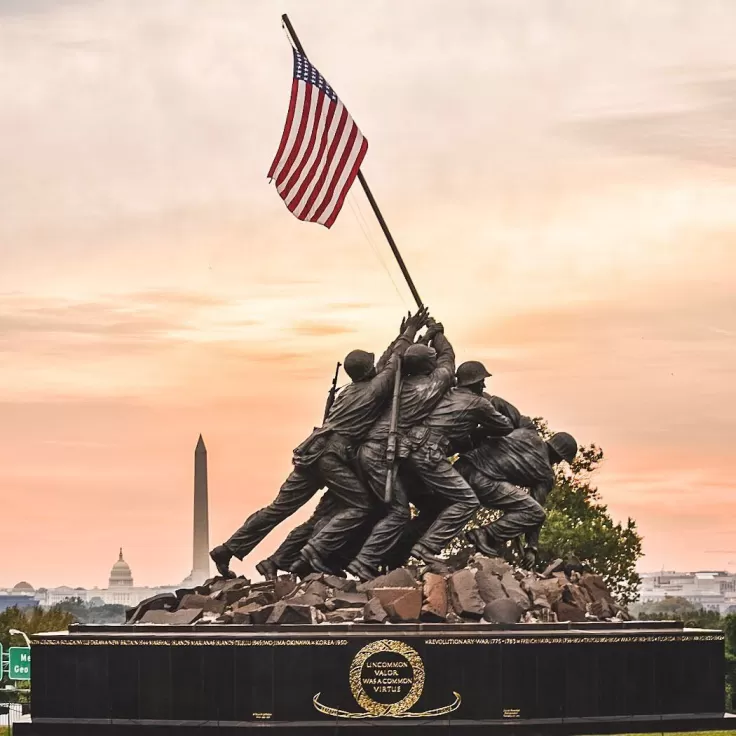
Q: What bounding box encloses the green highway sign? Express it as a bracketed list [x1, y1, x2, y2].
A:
[9, 647, 31, 681]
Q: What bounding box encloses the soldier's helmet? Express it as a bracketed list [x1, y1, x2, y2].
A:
[403, 344, 437, 375]
[455, 360, 492, 387]
[343, 349, 375, 381]
[547, 432, 578, 464]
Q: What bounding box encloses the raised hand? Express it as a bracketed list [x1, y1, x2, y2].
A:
[414, 306, 430, 330]
[403, 306, 430, 333]
[423, 316, 443, 337]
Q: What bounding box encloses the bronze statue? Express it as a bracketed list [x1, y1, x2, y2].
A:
[256, 493, 382, 578]
[399, 361, 514, 566]
[211, 306, 579, 583]
[377, 471, 447, 570]
[293, 309, 429, 574]
[459, 429, 578, 569]
[375, 393, 528, 571]
[345, 321, 456, 581]
[209, 309, 428, 579]
[254, 493, 338, 579]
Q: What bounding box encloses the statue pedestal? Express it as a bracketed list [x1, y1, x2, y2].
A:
[16, 621, 732, 734]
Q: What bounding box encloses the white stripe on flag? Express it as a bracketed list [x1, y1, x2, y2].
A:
[270, 82, 306, 183]
[292, 101, 346, 219]
[316, 131, 366, 225]
[283, 95, 329, 207]
[304, 113, 355, 221]
[277, 86, 319, 197]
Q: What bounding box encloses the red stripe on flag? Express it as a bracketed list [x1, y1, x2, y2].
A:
[312, 123, 359, 223]
[275, 83, 312, 187]
[281, 92, 325, 200]
[287, 100, 337, 215]
[323, 137, 369, 229]
[298, 105, 349, 219]
[267, 79, 298, 180]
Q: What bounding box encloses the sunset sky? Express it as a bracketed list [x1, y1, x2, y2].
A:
[2, 0, 736, 589]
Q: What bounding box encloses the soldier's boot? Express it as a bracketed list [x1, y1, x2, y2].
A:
[346, 559, 379, 583]
[210, 545, 236, 579]
[409, 543, 447, 567]
[255, 558, 278, 581]
[289, 557, 313, 579]
[465, 528, 505, 558]
[300, 545, 335, 575]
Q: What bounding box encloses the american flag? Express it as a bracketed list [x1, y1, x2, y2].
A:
[267, 49, 368, 229]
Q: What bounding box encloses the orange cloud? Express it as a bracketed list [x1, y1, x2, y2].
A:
[291, 320, 355, 337]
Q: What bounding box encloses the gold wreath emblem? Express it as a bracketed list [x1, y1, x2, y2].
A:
[313, 639, 461, 719]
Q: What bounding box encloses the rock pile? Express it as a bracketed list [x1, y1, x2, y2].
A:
[126, 555, 629, 626]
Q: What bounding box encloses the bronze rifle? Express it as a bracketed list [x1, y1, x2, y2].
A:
[384, 355, 402, 503]
[323, 361, 342, 422]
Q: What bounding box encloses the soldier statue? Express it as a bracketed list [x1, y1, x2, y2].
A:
[377, 389, 532, 571]
[398, 360, 514, 566]
[209, 308, 428, 578]
[458, 428, 578, 569]
[344, 319, 456, 581]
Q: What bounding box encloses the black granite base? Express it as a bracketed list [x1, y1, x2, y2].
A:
[16, 621, 733, 735]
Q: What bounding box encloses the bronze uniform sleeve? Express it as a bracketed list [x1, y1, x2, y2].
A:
[476, 396, 514, 437]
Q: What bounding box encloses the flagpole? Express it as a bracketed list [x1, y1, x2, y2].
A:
[281, 13, 424, 310]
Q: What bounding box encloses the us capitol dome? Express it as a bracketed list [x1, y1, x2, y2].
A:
[34, 547, 180, 608]
[108, 548, 134, 588]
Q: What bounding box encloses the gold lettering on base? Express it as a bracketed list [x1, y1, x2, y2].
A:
[503, 708, 521, 718]
[313, 639, 461, 719]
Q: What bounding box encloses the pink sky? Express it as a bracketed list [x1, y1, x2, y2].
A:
[1, 0, 736, 589]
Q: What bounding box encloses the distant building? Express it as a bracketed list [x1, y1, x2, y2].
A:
[12, 581, 35, 595]
[0, 581, 38, 612]
[109, 548, 134, 588]
[639, 570, 736, 614]
[32, 549, 178, 608]
[41, 586, 89, 606]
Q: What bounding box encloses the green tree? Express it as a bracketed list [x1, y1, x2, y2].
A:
[724, 614, 736, 711]
[54, 599, 127, 624]
[638, 597, 699, 618]
[446, 418, 643, 606]
[0, 605, 74, 691]
[724, 614, 736, 653]
[0, 606, 74, 653]
[638, 605, 723, 630]
[535, 421, 643, 606]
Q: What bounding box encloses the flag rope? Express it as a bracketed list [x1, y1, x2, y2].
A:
[347, 192, 410, 309]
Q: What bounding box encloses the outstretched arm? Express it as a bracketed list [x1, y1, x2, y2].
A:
[475, 397, 514, 437]
[487, 395, 535, 431]
[411, 323, 456, 409]
[428, 320, 455, 376]
[376, 307, 429, 371]
[372, 308, 430, 398]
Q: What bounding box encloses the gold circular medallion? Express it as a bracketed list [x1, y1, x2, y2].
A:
[349, 639, 425, 717]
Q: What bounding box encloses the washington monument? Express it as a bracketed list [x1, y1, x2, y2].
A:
[190, 434, 210, 584]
